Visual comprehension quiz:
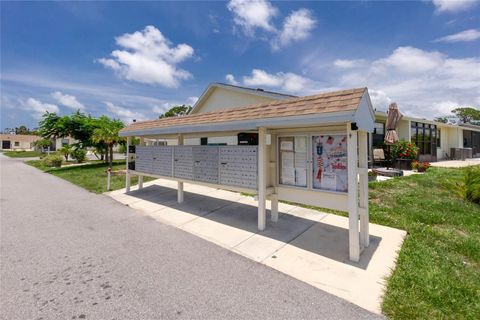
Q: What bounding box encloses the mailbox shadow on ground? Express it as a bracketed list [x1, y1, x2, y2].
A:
[127, 184, 381, 269]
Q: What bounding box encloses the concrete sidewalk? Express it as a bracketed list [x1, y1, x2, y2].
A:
[108, 180, 406, 314]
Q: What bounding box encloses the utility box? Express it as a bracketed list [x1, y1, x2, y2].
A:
[238, 132, 258, 145]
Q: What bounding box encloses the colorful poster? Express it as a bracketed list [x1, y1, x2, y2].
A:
[312, 134, 348, 192]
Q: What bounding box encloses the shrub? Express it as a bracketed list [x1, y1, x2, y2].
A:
[42, 153, 63, 167]
[59, 145, 72, 161]
[71, 148, 87, 163]
[464, 166, 480, 204]
[390, 140, 418, 160]
[412, 161, 430, 172]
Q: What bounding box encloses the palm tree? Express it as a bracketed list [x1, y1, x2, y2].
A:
[91, 116, 125, 167]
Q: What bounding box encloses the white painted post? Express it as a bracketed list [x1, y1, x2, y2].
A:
[125, 136, 131, 193]
[358, 130, 369, 248]
[177, 134, 184, 203]
[106, 168, 111, 191]
[258, 127, 267, 230]
[347, 124, 360, 262]
[138, 137, 144, 190]
[271, 194, 278, 222]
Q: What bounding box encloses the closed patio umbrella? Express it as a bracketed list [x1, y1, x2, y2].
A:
[384, 102, 403, 145]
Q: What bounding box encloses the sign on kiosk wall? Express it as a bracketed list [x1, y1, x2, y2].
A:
[312, 134, 348, 192]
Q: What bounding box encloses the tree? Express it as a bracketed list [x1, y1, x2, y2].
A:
[38, 111, 98, 147]
[91, 116, 125, 167]
[434, 116, 448, 124]
[159, 105, 192, 119]
[59, 145, 72, 161]
[452, 107, 480, 124]
[15, 125, 31, 135]
[33, 138, 52, 151]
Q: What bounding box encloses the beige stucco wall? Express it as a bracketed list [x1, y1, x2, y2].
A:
[0, 140, 35, 151]
[192, 87, 277, 114]
[397, 119, 410, 141]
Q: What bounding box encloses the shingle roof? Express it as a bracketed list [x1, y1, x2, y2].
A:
[0, 134, 41, 143]
[121, 87, 367, 134]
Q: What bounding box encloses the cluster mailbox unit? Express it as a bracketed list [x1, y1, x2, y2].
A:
[120, 88, 374, 262]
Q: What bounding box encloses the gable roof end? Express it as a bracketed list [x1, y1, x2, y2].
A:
[190, 82, 296, 114]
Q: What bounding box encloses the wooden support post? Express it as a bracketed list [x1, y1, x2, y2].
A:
[125, 136, 131, 193]
[271, 194, 278, 222]
[177, 134, 184, 203]
[347, 124, 360, 262]
[358, 131, 369, 247]
[257, 127, 267, 230]
[138, 137, 144, 190]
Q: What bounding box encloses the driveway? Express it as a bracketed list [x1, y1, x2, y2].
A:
[0, 155, 383, 320]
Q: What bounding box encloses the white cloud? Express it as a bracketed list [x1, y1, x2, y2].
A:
[240, 69, 314, 93]
[105, 101, 146, 123]
[272, 9, 316, 50]
[333, 59, 365, 69]
[371, 46, 445, 74]
[434, 29, 480, 43]
[431, 0, 478, 13]
[225, 74, 239, 85]
[98, 25, 194, 88]
[51, 91, 85, 110]
[243, 69, 283, 87]
[227, 0, 278, 35]
[187, 96, 199, 105]
[227, 0, 316, 50]
[23, 98, 59, 118]
[333, 46, 480, 118]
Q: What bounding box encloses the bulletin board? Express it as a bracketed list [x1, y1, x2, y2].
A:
[279, 136, 307, 187]
[312, 134, 348, 192]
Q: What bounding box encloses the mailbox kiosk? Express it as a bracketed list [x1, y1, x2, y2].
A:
[120, 87, 374, 261]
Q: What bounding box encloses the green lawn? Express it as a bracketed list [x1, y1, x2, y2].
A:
[26, 160, 153, 194]
[369, 167, 480, 319]
[3, 150, 42, 158]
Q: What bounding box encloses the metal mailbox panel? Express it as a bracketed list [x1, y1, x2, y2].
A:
[174, 146, 194, 180]
[193, 146, 219, 184]
[219, 146, 257, 189]
[135, 146, 153, 174]
[152, 146, 173, 177]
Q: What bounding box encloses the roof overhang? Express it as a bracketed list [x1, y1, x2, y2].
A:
[119, 111, 359, 137]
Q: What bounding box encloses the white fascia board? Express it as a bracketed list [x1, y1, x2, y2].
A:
[353, 92, 375, 132]
[119, 111, 356, 137]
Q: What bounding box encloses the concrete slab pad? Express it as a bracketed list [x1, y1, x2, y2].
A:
[287, 206, 329, 223]
[234, 215, 315, 262]
[264, 214, 406, 314]
[107, 178, 406, 315]
[180, 214, 254, 248]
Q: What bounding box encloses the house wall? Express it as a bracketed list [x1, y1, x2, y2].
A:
[397, 119, 410, 141]
[0, 140, 35, 151]
[192, 87, 277, 114]
[55, 137, 77, 150]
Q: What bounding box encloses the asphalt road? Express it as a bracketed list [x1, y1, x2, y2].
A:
[0, 155, 383, 320]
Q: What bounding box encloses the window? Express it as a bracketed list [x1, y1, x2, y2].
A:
[61, 138, 69, 146]
[410, 122, 437, 156]
[374, 122, 384, 135]
[279, 136, 307, 187]
[372, 122, 385, 147]
[436, 129, 441, 147]
[14, 141, 20, 146]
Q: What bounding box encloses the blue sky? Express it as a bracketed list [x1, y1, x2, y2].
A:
[1, 0, 479, 129]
